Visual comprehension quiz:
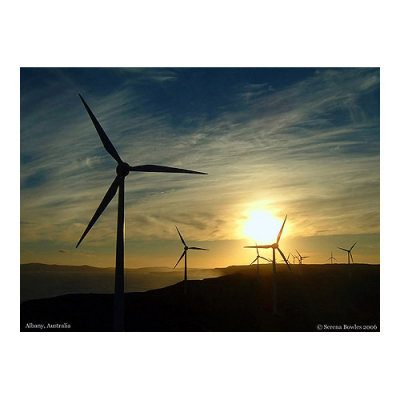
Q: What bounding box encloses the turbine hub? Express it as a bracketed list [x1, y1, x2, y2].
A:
[116, 162, 130, 177]
[272, 243, 278, 249]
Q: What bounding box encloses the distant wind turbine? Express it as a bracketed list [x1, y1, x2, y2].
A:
[75, 95, 206, 331]
[296, 250, 309, 264]
[338, 242, 357, 264]
[174, 226, 208, 293]
[283, 252, 292, 264]
[244, 215, 291, 314]
[327, 251, 337, 264]
[249, 246, 271, 280]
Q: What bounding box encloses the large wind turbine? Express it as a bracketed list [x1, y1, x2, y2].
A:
[174, 226, 208, 293]
[249, 246, 271, 280]
[338, 242, 357, 264]
[244, 215, 291, 314]
[327, 251, 337, 264]
[75, 95, 206, 331]
[296, 250, 309, 264]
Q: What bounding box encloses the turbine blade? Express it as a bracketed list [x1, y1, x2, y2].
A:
[296, 249, 301, 257]
[76, 176, 120, 248]
[337, 247, 347, 252]
[276, 215, 287, 244]
[173, 250, 186, 269]
[250, 258, 257, 265]
[260, 257, 270, 262]
[188, 247, 208, 251]
[302, 256, 310, 259]
[79, 94, 123, 164]
[129, 165, 206, 174]
[350, 253, 354, 263]
[256, 245, 259, 257]
[278, 247, 292, 271]
[350, 242, 357, 250]
[175, 226, 187, 247]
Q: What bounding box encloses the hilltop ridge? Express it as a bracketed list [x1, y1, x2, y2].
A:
[21, 263, 379, 332]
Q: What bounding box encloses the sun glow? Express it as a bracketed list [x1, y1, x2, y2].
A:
[243, 210, 283, 243]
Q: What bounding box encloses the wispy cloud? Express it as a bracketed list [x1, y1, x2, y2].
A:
[20, 68, 379, 262]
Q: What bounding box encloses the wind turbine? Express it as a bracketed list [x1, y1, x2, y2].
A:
[296, 250, 309, 264]
[338, 242, 357, 264]
[75, 95, 206, 331]
[244, 215, 291, 314]
[327, 251, 337, 264]
[249, 246, 271, 280]
[284, 252, 292, 264]
[174, 226, 208, 293]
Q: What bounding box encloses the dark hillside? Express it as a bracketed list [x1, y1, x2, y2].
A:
[21, 264, 379, 332]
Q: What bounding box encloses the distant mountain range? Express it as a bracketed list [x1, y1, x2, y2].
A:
[20, 263, 223, 302]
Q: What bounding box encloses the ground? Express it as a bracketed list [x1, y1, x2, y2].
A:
[20, 263, 379, 332]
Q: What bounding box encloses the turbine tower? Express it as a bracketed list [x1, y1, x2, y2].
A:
[296, 249, 309, 264]
[327, 251, 337, 264]
[174, 226, 208, 293]
[244, 215, 291, 314]
[75, 95, 206, 331]
[249, 246, 271, 280]
[338, 242, 357, 264]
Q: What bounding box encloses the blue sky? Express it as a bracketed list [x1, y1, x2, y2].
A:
[20, 68, 379, 267]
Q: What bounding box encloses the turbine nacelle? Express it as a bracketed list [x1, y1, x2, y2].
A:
[116, 162, 130, 177]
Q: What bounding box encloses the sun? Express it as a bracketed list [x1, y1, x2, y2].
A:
[243, 210, 283, 243]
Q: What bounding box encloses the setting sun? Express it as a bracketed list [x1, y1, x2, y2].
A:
[243, 210, 283, 243]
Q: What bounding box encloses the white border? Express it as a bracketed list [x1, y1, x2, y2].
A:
[3, 1, 399, 399]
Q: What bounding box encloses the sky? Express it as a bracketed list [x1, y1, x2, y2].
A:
[20, 67, 380, 267]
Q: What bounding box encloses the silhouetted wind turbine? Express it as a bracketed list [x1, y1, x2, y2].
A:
[174, 226, 208, 293]
[244, 215, 291, 314]
[249, 246, 271, 280]
[75, 95, 206, 331]
[338, 242, 357, 264]
[296, 249, 309, 264]
[327, 251, 337, 264]
[283, 252, 292, 264]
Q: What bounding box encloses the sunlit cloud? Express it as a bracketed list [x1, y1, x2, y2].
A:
[20, 68, 379, 265]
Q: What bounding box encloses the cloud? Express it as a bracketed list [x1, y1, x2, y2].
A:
[20, 68, 379, 252]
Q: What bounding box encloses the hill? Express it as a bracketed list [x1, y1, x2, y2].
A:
[20, 263, 222, 302]
[20, 263, 379, 332]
